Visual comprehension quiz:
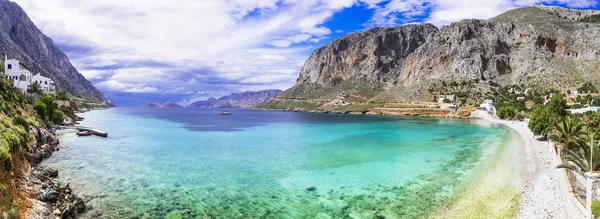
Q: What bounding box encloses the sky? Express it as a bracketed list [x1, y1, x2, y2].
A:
[11, 0, 600, 106]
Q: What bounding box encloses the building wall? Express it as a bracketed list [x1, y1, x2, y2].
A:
[31, 74, 53, 92]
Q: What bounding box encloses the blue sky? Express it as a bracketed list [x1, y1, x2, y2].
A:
[12, 0, 600, 106]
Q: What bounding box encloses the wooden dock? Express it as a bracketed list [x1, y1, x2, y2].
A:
[61, 126, 108, 137]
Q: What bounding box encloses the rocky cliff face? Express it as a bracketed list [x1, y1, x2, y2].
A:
[190, 89, 282, 108]
[142, 101, 183, 108]
[266, 6, 600, 110]
[0, 0, 111, 106]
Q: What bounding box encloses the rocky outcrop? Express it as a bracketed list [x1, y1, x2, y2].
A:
[142, 101, 183, 108]
[0, 0, 112, 106]
[190, 89, 282, 108]
[263, 6, 600, 110]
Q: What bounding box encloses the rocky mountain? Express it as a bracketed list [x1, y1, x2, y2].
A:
[260, 6, 600, 111]
[142, 101, 182, 108]
[190, 89, 282, 108]
[0, 0, 112, 106]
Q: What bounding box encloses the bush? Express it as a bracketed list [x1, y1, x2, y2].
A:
[12, 116, 29, 132]
[592, 199, 600, 218]
[34, 102, 46, 119]
[0, 145, 12, 172]
[570, 103, 584, 109]
[51, 109, 64, 124]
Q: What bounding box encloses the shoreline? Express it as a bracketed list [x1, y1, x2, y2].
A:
[32, 108, 584, 218]
[478, 113, 585, 218]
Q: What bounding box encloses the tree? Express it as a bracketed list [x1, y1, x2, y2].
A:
[0, 61, 4, 72]
[34, 102, 46, 119]
[51, 109, 64, 124]
[497, 106, 516, 119]
[584, 111, 600, 132]
[547, 94, 567, 117]
[549, 117, 586, 150]
[40, 93, 57, 120]
[27, 81, 42, 94]
[529, 105, 551, 136]
[557, 132, 600, 176]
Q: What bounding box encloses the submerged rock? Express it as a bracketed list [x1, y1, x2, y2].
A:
[306, 186, 317, 192]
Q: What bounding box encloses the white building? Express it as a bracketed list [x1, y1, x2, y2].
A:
[2, 55, 54, 93]
[438, 95, 455, 103]
[517, 97, 525, 101]
[479, 99, 494, 111]
[569, 106, 600, 114]
[31, 73, 54, 93]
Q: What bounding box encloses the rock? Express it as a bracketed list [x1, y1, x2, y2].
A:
[306, 186, 317, 192]
[261, 6, 600, 109]
[44, 168, 58, 177]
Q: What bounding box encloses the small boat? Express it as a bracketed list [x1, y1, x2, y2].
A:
[220, 111, 232, 115]
[76, 131, 92, 136]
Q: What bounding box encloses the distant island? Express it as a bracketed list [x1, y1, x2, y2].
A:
[189, 89, 281, 108]
[142, 101, 183, 108]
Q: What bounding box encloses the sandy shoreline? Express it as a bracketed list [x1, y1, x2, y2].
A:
[475, 111, 585, 218]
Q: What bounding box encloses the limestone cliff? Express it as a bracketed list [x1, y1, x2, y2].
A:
[262, 6, 600, 111]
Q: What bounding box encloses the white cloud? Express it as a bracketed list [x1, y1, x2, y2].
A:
[12, 0, 359, 100]
[11, 0, 597, 104]
[368, 0, 598, 27]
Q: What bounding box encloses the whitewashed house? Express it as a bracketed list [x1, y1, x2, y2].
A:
[479, 99, 494, 112]
[438, 95, 455, 103]
[2, 55, 54, 93]
[31, 73, 54, 93]
[517, 96, 525, 101]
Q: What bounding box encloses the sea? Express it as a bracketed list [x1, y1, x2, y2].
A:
[43, 108, 509, 218]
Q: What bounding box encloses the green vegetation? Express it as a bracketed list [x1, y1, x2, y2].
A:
[549, 117, 586, 150]
[528, 94, 568, 136]
[27, 81, 42, 94]
[577, 82, 598, 94]
[592, 199, 600, 218]
[33, 101, 46, 119]
[34, 93, 64, 124]
[581, 14, 600, 23]
[57, 90, 69, 101]
[11, 116, 29, 132]
[557, 132, 600, 176]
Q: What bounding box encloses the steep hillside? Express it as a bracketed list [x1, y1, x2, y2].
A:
[190, 89, 282, 108]
[142, 101, 183, 108]
[261, 6, 600, 111]
[0, 0, 112, 106]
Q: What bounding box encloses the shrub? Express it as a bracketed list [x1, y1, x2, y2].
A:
[51, 109, 64, 124]
[0, 144, 12, 172]
[592, 199, 600, 218]
[34, 102, 46, 119]
[12, 116, 29, 132]
[57, 90, 69, 101]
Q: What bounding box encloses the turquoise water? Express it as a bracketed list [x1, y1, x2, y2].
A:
[43, 108, 508, 218]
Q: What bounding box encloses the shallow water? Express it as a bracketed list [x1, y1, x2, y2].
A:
[44, 108, 508, 218]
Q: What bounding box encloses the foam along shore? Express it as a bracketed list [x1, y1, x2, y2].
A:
[447, 110, 585, 218]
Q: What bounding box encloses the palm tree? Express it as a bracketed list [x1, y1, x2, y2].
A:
[549, 117, 586, 150]
[557, 132, 600, 176]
